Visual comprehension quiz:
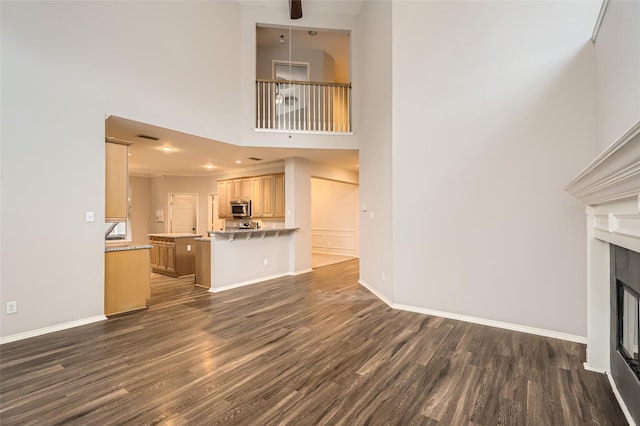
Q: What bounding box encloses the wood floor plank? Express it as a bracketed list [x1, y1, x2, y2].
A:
[0, 261, 628, 425]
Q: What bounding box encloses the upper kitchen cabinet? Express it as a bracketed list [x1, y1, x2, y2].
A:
[105, 141, 130, 222]
[217, 173, 285, 219]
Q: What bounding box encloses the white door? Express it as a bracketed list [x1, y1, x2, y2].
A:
[170, 194, 197, 233]
[208, 193, 224, 231]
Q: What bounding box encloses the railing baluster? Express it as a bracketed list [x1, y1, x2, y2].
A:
[255, 79, 351, 133]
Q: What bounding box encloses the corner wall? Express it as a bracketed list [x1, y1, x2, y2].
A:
[391, 0, 599, 337]
[355, 0, 394, 300]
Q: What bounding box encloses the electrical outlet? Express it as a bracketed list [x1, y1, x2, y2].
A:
[85, 211, 95, 222]
[382, 272, 386, 281]
[6, 301, 17, 314]
[264, 258, 268, 266]
[186, 245, 192, 252]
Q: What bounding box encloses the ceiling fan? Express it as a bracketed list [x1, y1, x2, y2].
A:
[289, 0, 303, 19]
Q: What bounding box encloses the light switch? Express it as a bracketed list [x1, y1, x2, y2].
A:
[369, 212, 375, 220]
[85, 211, 95, 222]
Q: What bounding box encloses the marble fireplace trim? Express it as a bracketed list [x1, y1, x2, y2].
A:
[565, 119, 640, 425]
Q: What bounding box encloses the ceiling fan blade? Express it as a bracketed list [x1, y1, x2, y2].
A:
[289, 0, 303, 19]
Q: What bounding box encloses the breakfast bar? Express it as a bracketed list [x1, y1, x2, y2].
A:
[204, 227, 299, 292]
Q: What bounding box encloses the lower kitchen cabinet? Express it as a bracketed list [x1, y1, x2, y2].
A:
[149, 234, 199, 277]
[195, 238, 211, 288]
[104, 248, 150, 316]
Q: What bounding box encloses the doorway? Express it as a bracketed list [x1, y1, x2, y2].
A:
[310, 177, 359, 269]
[169, 193, 198, 234]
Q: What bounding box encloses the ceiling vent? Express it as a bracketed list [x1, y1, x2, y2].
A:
[135, 134, 160, 141]
[248, 157, 263, 161]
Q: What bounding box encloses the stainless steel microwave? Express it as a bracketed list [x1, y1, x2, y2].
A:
[230, 199, 251, 218]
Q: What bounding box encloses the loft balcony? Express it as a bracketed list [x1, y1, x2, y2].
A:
[255, 79, 352, 134]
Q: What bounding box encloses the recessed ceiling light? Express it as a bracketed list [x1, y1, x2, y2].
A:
[204, 164, 214, 169]
[308, 30, 317, 36]
[162, 147, 173, 152]
[235, 160, 242, 164]
[128, 152, 133, 156]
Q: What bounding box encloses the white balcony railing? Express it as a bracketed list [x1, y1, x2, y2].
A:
[256, 79, 351, 133]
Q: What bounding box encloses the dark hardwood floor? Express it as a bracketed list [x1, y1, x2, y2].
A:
[0, 259, 627, 425]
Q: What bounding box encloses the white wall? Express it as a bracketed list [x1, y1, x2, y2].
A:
[311, 178, 359, 256]
[1, 0, 242, 337]
[256, 46, 333, 81]
[355, 0, 394, 300]
[594, 0, 640, 153]
[391, 1, 598, 337]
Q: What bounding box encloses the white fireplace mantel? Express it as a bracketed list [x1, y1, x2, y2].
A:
[565, 119, 640, 425]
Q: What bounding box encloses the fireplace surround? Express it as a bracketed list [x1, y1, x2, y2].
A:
[566, 120, 640, 425]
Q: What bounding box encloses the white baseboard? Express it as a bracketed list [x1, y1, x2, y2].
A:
[358, 279, 393, 307]
[210, 272, 294, 293]
[583, 362, 607, 374]
[606, 371, 637, 426]
[0, 315, 107, 345]
[358, 279, 586, 344]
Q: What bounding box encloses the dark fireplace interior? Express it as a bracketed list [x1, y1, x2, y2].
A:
[611, 245, 640, 423]
[617, 280, 639, 378]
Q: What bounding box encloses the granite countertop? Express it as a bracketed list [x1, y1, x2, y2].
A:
[105, 243, 152, 253]
[208, 227, 299, 235]
[148, 233, 202, 239]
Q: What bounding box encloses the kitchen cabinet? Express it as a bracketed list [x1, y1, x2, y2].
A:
[105, 141, 130, 222]
[218, 180, 232, 218]
[149, 234, 199, 277]
[251, 177, 262, 216]
[195, 238, 211, 288]
[274, 174, 285, 217]
[261, 175, 274, 217]
[105, 247, 150, 316]
[217, 173, 285, 219]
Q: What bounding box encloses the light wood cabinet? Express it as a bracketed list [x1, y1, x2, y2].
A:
[105, 248, 150, 316]
[274, 174, 285, 217]
[105, 141, 129, 222]
[251, 177, 263, 216]
[217, 173, 285, 219]
[218, 180, 233, 218]
[240, 178, 252, 199]
[195, 239, 211, 288]
[149, 235, 197, 277]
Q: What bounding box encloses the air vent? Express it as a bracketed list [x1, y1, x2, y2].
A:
[135, 134, 160, 141]
[248, 157, 263, 161]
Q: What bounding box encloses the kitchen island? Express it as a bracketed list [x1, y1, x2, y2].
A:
[149, 233, 201, 277]
[104, 243, 151, 316]
[204, 228, 299, 292]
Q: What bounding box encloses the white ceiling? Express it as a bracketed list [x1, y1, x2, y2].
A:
[235, 0, 367, 16]
[105, 116, 359, 177]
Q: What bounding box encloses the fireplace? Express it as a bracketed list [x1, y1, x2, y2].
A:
[565, 121, 640, 425]
[611, 245, 640, 419]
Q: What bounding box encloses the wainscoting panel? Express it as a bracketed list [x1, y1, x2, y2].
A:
[311, 228, 355, 256]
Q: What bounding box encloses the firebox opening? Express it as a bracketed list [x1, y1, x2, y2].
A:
[617, 280, 640, 380]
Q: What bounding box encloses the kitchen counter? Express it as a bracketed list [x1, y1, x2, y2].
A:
[148, 233, 202, 239]
[208, 227, 298, 242]
[105, 243, 152, 252]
